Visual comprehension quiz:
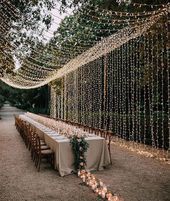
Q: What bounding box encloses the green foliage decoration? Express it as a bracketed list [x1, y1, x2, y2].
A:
[70, 135, 89, 171]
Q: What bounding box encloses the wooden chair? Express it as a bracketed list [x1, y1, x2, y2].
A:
[29, 129, 49, 161]
[35, 135, 54, 171]
[16, 118, 23, 137]
[19, 120, 27, 143]
[22, 121, 30, 148]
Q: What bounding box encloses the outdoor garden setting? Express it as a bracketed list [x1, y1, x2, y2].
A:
[0, 0, 169, 201]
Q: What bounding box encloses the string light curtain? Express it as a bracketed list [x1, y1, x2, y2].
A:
[50, 11, 169, 156]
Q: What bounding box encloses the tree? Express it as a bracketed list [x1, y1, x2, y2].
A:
[0, 0, 55, 76]
[0, 80, 49, 114]
[57, 0, 169, 10]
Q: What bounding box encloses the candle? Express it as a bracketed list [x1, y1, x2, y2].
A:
[112, 195, 120, 201]
[108, 197, 113, 201]
[98, 189, 102, 196]
[81, 169, 86, 174]
[78, 170, 81, 177]
[106, 192, 112, 200]
[89, 180, 93, 187]
[101, 191, 106, 198]
[87, 172, 91, 177]
[99, 180, 104, 187]
[103, 186, 107, 193]
[91, 175, 95, 180]
[82, 175, 86, 182]
[95, 188, 99, 194]
[92, 184, 96, 190]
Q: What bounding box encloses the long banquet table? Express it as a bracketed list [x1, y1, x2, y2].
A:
[19, 114, 111, 176]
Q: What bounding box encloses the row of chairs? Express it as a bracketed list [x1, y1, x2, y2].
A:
[14, 115, 54, 171]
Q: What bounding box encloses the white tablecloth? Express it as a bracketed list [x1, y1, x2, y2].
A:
[19, 114, 111, 176]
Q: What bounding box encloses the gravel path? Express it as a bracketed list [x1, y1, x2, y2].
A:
[0, 104, 170, 201]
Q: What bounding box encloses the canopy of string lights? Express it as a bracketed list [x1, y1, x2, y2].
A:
[0, 1, 169, 89]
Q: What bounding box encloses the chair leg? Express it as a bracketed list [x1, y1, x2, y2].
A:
[109, 151, 112, 165]
[109, 150, 112, 165]
[34, 151, 39, 167]
[108, 143, 112, 165]
[37, 157, 41, 172]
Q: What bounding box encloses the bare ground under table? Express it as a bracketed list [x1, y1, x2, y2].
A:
[0, 104, 170, 201]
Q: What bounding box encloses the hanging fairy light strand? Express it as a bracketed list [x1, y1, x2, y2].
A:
[0, 1, 169, 90]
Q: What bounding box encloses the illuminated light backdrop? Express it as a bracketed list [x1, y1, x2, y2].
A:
[0, 2, 169, 160]
[50, 9, 169, 160]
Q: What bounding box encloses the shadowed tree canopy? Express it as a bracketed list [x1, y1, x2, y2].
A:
[0, 80, 49, 114]
[58, 0, 169, 10]
[0, 0, 55, 76]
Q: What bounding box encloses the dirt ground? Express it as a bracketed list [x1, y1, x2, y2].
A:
[0, 104, 170, 201]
